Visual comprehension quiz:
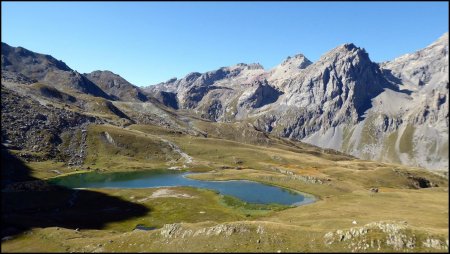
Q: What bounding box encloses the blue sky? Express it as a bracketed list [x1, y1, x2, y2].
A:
[2, 2, 448, 87]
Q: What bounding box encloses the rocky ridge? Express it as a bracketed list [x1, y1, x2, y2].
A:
[1, 42, 111, 99]
[147, 33, 449, 171]
[85, 70, 149, 102]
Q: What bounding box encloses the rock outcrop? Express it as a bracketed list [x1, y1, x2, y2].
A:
[323, 221, 448, 252]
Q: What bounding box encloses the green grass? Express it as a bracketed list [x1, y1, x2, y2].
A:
[358, 114, 378, 157]
[220, 195, 291, 217]
[399, 124, 415, 158]
[83, 124, 181, 171]
[341, 125, 356, 152]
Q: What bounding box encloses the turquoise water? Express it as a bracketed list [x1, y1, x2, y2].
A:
[49, 170, 314, 206]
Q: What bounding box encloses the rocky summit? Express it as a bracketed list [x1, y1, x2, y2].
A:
[146, 33, 449, 171]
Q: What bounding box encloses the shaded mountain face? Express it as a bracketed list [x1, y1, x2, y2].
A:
[147, 34, 448, 171]
[1, 43, 111, 99]
[85, 70, 149, 102]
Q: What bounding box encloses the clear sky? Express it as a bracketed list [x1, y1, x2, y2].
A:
[2, 1, 448, 87]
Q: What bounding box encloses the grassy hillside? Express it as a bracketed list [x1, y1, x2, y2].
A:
[2, 119, 448, 252]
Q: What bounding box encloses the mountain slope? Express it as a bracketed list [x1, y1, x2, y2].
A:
[1, 43, 111, 99]
[380, 32, 448, 90]
[85, 70, 149, 102]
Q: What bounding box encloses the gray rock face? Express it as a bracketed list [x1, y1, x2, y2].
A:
[289, 36, 448, 171]
[1, 43, 111, 99]
[261, 43, 395, 139]
[147, 33, 448, 171]
[85, 70, 148, 102]
[380, 33, 448, 89]
[152, 91, 179, 109]
[238, 79, 282, 109]
[143, 63, 272, 121]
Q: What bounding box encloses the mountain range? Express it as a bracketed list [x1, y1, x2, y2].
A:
[145, 33, 449, 171]
[1, 33, 448, 171]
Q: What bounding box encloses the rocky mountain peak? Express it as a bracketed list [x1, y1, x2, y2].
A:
[89, 70, 114, 76]
[341, 43, 358, 51]
[276, 41, 393, 134]
[268, 53, 312, 87]
[167, 77, 178, 83]
[1, 42, 72, 74]
[432, 32, 448, 46]
[380, 32, 448, 89]
[235, 62, 264, 70]
[280, 53, 312, 69]
[321, 43, 370, 64]
[1, 42, 111, 99]
[84, 70, 148, 102]
[184, 72, 201, 83]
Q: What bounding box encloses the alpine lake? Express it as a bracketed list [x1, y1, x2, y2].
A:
[48, 169, 315, 206]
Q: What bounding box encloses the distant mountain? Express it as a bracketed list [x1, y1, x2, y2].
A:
[143, 63, 271, 121]
[1, 43, 111, 99]
[147, 33, 449, 170]
[85, 70, 149, 102]
[298, 34, 448, 170]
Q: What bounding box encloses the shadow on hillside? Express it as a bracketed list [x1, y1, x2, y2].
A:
[1, 145, 150, 238]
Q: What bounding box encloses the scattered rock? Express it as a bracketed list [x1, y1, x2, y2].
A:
[1, 236, 13, 241]
[160, 223, 258, 239]
[423, 237, 446, 249]
[324, 221, 418, 251]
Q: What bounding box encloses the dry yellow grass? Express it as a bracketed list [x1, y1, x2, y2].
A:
[2, 123, 448, 252]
